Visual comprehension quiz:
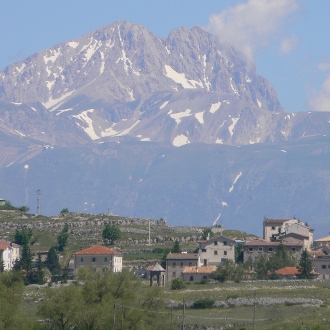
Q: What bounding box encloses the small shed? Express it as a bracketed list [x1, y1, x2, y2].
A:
[149, 262, 165, 287]
[0, 199, 5, 207]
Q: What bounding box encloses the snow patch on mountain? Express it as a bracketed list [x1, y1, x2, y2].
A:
[160, 101, 169, 109]
[257, 99, 262, 108]
[173, 134, 190, 147]
[229, 172, 242, 193]
[72, 109, 99, 140]
[43, 49, 61, 64]
[68, 41, 79, 49]
[195, 111, 204, 124]
[164, 65, 203, 89]
[210, 102, 221, 113]
[228, 116, 240, 136]
[168, 109, 192, 124]
[216, 138, 223, 144]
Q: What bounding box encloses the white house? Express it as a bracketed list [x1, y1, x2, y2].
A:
[0, 240, 20, 270]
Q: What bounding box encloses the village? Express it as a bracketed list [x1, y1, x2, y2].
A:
[1, 195, 329, 284]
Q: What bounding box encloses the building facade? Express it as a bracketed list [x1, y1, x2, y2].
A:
[181, 266, 216, 282]
[73, 245, 122, 274]
[198, 236, 235, 266]
[309, 245, 330, 280]
[165, 253, 200, 282]
[0, 240, 20, 270]
[243, 239, 303, 263]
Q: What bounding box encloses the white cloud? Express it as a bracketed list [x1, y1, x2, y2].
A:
[207, 0, 298, 60]
[318, 62, 330, 71]
[309, 76, 330, 112]
[280, 36, 298, 54]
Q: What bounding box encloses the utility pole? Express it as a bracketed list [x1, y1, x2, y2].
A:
[121, 303, 124, 329]
[253, 291, 256, 330]
[37, 189, 40, 215]
[148, 219, 151, 245]
[113, 303, 116, 330]
[182, 298, 185, 330]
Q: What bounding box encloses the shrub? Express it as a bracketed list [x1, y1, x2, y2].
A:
[192, 298, 215, 309]
[170, 278, 186, 290]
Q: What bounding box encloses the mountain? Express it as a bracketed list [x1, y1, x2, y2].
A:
[0, 21, 329, 236]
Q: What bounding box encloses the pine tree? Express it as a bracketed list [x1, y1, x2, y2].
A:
[298, 249, 313, 279]
[171, 240, 182, 253]
[46, 247, 61, 275]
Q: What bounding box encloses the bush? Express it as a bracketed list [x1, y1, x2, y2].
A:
[170, 278, 186, 290]
[192, 298, 215, 309]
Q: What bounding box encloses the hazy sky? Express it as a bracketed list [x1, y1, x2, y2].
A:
[1, 0, 329, 113]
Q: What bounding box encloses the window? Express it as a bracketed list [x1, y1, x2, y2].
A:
[258, 247, 263, 252]
[189, 276, 194, 281]
[223, 241, 227, 246]
[271, 226, 276, 230]
[214, 241, 218, 246]
[328, 265, 330, 269]
[92, 257, 96, 262]
[172, 272, 176, 278]
[80, 257, 84, 262]
[224, 251, 227, 256]
[214, 251, 218, 255]
[189, 262, 192, 266]
[180, 262, 183, 267]
[322, 265, 326, 269]
[172, 262, 176, 266]
[248, 247, 253, 252]
[268, 248, 273, 252]
[202, 249, 206, 252]
[203, 259, 207, 266]
[291, 248, 296, 252]
[104, 257, 108, 262]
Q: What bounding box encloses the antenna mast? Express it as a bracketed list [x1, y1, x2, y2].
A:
[37, 189, 41, 215]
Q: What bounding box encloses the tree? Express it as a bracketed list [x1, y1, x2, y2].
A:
[254, 255, 269, 280]
[18, 205, 29, 213]
[235, 243, 244, 263]
[201, 228, 214, 240]
[211, 260, 234, 283]
[60, 208, 69, 214]
[57, 224, 69, 251]
[267, 243, 294, 273]
[298, 249, 313, 279]
[0, 261, 4, 272]
[102, 224, 121, 244]
[13, 228, 33, 245]
[171, 240, 182, 253]
[46, 246, 61, 275]
[170, 278, 186, 290]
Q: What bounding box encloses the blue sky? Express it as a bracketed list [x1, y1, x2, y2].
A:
[1, 0, 330, 113]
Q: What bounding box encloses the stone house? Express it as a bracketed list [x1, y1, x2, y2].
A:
[314, 236, 330, 248]
[0, 239, 20, 270]
[309, 245, 330, 280]
[165, 252, 200, 282]
[263, 217, 313, 250]
[243, 239, 303, 263]
[73, 245, 122, 274]
[181, 265, 216, 282]
[198, 235, 235, 266]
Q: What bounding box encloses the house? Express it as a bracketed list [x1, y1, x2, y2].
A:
[198, 235, 235, 266]
[165, 252, 200, 282]
[272, 267, 300, 279]
[314, 236, 330, 248]
[281, 232, 310, 251]
[181, 265, 216, 282]
[263, 217, 313, 250]
[73, 245, 122, 274]
[0, 199, 5, 207]
[309, 245, 330, 280]
[243, 239, 303, 263]
[0, 239, 20, 270]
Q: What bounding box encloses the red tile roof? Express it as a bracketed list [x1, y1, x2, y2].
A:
[244, 239, 302, 247]
[0, 240, 10, 250]
[182, 266, 216, 274]
[275, 267, 300, 275]
[74, 245, 122, 255]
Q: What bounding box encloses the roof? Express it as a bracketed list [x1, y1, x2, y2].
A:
[198, 235, 235, 244]
[275, 267, 300, 275]
[264, 218, 291, 224]
[315, 236, 330, 242]
[244, 239, 302, 247]
[166, 253, 199, 260]
[281, 232, 309, 239]
[73, 245, 122, 255]
[151, 262, 165, 272]
[0, 240, 19, 250]
[182, 266, 217, 274]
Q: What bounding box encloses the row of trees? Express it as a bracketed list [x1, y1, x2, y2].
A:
[0, 268, 170, 329]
